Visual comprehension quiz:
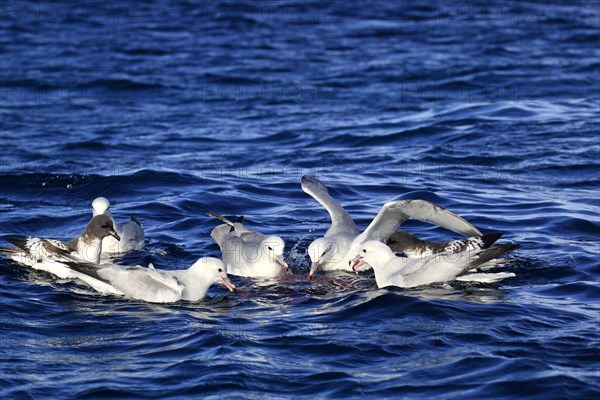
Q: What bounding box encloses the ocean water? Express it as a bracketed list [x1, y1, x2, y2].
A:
[1, 1, 599, 398]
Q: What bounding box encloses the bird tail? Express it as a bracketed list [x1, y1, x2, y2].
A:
[130, 216, 142, 227]
[462, 243, 521, 274]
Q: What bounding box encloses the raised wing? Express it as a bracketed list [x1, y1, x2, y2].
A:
[301, 175, 358, 236]
[359, 200, 483, 243]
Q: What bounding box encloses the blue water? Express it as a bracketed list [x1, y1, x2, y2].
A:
[1, 1, 599, 398]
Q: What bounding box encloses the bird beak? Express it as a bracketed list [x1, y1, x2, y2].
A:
[308, 262, 319, 278]
[220, 277, 236, 292]
[109, 229, 120, 241]
[351, 255, 364, 272]
[276, 255, 289, 272]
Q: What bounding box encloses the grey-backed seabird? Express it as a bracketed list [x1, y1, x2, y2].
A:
[1, 215, 120, 278]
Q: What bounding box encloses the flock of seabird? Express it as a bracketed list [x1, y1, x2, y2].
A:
[1, 176, 520, 303]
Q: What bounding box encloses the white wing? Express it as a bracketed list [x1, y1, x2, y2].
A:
[219, 236, 254, 276]
[301, 175, 359, 236]
[99, 265, 183, 302]
[210, 224, 233, 247]
[358, 200, 482, 243]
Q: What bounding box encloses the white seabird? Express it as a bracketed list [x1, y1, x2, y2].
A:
[91, 197, 145, 255]
[62, 257, 236, 303]
[351, 240, 519, 288]
[208, 212, 289, 278]
[301, 175, 483, 277]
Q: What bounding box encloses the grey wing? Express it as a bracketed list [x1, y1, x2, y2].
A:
[360, 200, 483, 243]
[301, 175, 359, 236]
[119, 220, 145, 250]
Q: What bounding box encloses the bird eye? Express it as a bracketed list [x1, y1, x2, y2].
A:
[218, 268, 223, 273]
[362, 249, 367, 253]
[268, 246, 273, 251]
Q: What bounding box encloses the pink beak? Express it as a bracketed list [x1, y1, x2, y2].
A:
[277, 255, 289, 272]
[220, 277, 236, 292]
[351, 255, 364, 272]
[308, 262, 319, 278]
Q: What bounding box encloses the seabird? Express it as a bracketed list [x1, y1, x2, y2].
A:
[301, 175, 483, 277]
[91, 197, 145, 255]
[351, 240, 520, 288]
[208, 212, 289, 278]
[2, 214, 119, 266]
[63, 257, 236, 303]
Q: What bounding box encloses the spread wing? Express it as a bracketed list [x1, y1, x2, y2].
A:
[359, 200, 483, 243]
[301, 175, 359, 236]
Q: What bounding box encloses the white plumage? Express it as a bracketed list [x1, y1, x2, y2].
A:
[301, 175, 483, 276]
[65, 257, 235, 303]
[209, 212, 288, 278]
[352, 240, 518, 288]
